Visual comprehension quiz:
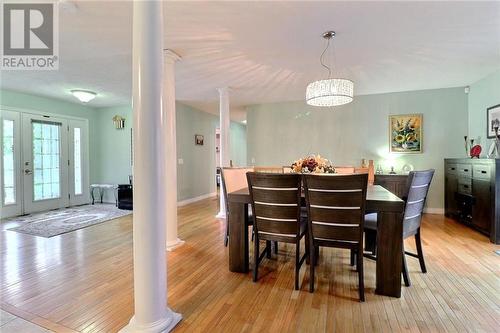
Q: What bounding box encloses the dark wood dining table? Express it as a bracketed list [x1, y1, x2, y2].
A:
[227, 184, 406, 298]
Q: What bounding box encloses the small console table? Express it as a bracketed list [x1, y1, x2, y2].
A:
[90, 184, 117, 205]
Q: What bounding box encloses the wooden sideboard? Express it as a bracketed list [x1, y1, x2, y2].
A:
[374, 174, 408, 199]
[444, 158, 499, 244]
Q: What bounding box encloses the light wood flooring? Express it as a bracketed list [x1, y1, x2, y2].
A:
[1, 197, 499, 332]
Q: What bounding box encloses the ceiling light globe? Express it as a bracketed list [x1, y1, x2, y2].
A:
[71, 90, 97, 103]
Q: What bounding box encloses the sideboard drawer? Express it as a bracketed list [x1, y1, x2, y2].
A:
[458, 182, 472, 195]
[473, 165, 491, 180]
[457, 164, 472, 178]
[446, 164, 458, 175]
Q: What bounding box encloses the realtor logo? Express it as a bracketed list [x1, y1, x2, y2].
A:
[1, 1, 59, 70]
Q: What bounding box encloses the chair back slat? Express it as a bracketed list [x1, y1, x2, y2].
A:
[304, 174, 368, 244]
[403, 170, 435, 235]
[247, 173, 302, 238]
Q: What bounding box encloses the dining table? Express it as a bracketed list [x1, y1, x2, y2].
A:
[227, 184, 406, 298]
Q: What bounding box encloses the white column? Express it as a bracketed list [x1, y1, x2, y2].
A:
[120, 1, 181, 332]
[216, 87, 231, 219]
[163, 49, 184, 251]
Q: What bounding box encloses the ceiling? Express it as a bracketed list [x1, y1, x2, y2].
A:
[2, 1, 500, 122]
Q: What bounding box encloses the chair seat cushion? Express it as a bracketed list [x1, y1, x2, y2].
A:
[364, 213, 378, 230]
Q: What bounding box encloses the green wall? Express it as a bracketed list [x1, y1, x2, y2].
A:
[230, 121, 248, 167]
[94, 103, 247, 202]
[246, 87, 469, 211]
[0, 90, 99, 183]
[468, 69, 500, 156]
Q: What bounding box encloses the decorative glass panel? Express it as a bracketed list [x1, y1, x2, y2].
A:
[74, 128, 82, 195]
[32, 122, 60, 201]
[2, 120, 16, 205]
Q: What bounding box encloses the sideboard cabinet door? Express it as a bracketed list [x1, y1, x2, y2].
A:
[472, 179, 492, 234]
[445, 174, 458, 217]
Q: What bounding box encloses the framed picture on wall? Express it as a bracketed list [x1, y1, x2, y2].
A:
[389, 114, 423, 153]
[195, 134, 204, 145]
[487, 104, 500, 138]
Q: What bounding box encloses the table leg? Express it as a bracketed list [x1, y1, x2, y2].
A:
[91, 187, 95, 205]
[100, 188, 104, 204]
[228, 202, 249, 273]
[376, 211, 403, 298]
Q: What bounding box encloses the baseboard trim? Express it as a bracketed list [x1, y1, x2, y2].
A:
[177, 192, 217, 207]
[100, 193, 217, 208]
[424, 208, 444, 215]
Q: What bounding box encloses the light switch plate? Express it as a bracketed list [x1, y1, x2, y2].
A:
[178, 158, 184, 165]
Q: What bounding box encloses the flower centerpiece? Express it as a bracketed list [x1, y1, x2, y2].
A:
[290, 155, 335, 174]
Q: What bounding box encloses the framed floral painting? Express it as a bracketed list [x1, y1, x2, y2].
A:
[389, 114, 423, 153]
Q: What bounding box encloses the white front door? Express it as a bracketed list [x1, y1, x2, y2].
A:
[22, 114, 70, 214]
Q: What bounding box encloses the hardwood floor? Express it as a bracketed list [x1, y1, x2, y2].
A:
[1, 197, 499, 332]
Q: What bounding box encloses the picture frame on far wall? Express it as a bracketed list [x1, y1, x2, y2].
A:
[389, 114, 423, 154]
[195, 134, 204, 145]
[487, 104, 500, 138]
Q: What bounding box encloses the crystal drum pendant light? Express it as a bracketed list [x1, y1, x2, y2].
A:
[306, 31, 354, 107]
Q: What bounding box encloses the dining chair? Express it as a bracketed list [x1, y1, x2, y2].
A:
[253, 166, 284, 174]
[221, 167, 254, 246]
[303, 173, 368, 301]
[246, 172, 308, 290]
[364, 169, 435, 287]
[334, 166, 356, 174]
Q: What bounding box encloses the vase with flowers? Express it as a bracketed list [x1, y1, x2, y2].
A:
[290, 155, 336, 174]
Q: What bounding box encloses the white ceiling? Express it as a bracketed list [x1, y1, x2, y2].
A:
[2, 1, 500, 122]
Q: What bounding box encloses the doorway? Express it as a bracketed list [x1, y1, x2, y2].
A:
[1, 110, 90, 218]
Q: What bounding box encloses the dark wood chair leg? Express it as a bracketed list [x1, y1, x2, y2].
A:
[415, 230, 427, 273]
[274, 241, 278, 254]
[357, 245, 365, 302]
[253, 235, 259, 282]
[402, 248, 411, 287]
[224, 219, 229, 247]
[266, 240, 272, 259]
[305, 232, 310, 265]
[295, 241, 300, 290]
[314, 246, 319, 266]
[309, 241, 315, 293]
[350, 249, 355, 266]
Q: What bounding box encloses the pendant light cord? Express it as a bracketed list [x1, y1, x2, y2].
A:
[319, 38, 332, 78]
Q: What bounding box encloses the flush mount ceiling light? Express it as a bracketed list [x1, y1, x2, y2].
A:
[306, 31, 354, 107]
[71, 90, 97, 103]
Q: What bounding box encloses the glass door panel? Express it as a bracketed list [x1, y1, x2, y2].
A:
[32, 121, 61, 201]
[68, 119, 89, 206]
[1, 110, 22, 218]
[74, 128, 82, 195]
[3, 120, 15, 204]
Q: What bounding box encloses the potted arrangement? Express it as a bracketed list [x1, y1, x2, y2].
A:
[290, 155, 335, 174]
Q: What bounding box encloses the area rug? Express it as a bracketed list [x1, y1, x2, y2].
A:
[4, 204, 132, 238]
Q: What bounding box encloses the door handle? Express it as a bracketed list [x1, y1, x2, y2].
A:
[24, 169, 33, 175]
